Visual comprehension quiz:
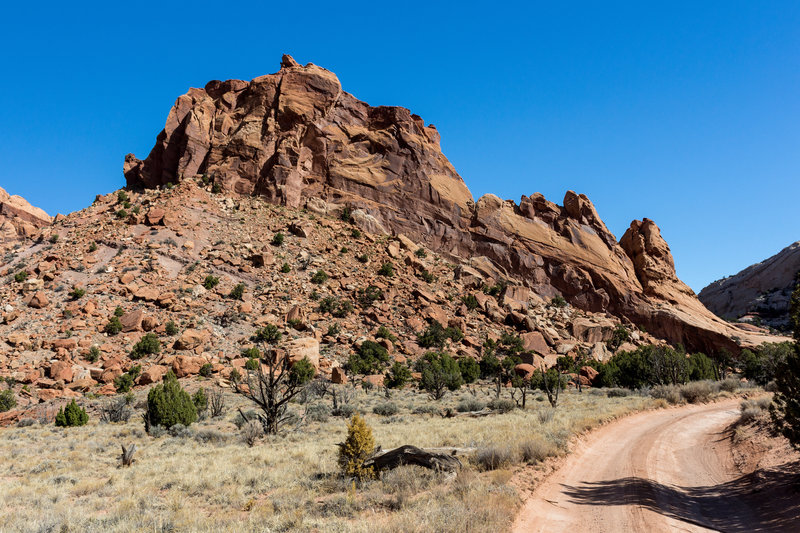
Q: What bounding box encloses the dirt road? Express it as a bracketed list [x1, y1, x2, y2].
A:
[513, 400, 787, 532]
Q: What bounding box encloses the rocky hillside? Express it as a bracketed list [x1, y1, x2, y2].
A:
[125, 54, 779, 354]
[0, 186, 52, 250]
[0, 180, 663, 421]
[699, 241, 800, 331]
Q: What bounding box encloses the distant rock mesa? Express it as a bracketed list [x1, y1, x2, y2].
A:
[0, 186, 52, 247]
[125, 54, 775, 352]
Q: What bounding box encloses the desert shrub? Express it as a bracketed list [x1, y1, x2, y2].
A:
[680, 381, 712, 404]
[378, 262, 395, 277]
[86, 346, 101, 363]
[411, 404, 441, 416]
[415, 248, 427, 258]
[115, 209, 128, 219]
[550, 295, 568, 308]
[338, 414, 376, 480]
[384, 361, 412, 389]
[192, 388, 208, 412]
[271, 232, 284, 246]
[16, 418, 35, 427]
[373, 402, 399, 416]
[100, 396, 133, 423]
[740, 406, 762, 423]
[357, 285, 383, 306]
[241, 420, 262, 447]
[456, 398, 486, 412]
[461, 294, 479, 311]
[650, 384, 682, 404]
[280, 262, 291, 273]
[417, 320, 463, 349]
[49, 234, 59, 243]
[376, 326, 397, 342]
[347, 341, 390, 375]
[228, 283, 246, 300]
[14, 270, 28, 283]
[0, 389, 16, 412]
[332, 404, 356, 418]
[114, 306, 125, 317]
[203, 275, 220, 290]
[604, 388, 631, 398]
[165, 321, 179, 336]
[418, 269, 435, 283]
[326, 323, 340, 337]
[474, 446, 515, 471]
[104, 316, 123, 335]
[245, 358, 259, 371]
[519, 439, 557, 464]
[130, 333, 160, 359]
[144, 371, 198, 431]
[351, 228, 361, 238]
[458, 357, 480, 384]
[233, 409, 259, 429]
[356, 253, 368, 263]
[719, 378, 740, 392]
[114, 373, 134, 394]
[306, 403, 331, 422]
[311, 270, 329, 284]
[199, 363, 213, 377]
[488, 398, 516, 413]
[242, 347, 260, 359]
[340, 207, 352, 222]
[55, 400, 88, 427]
[68, 287, 86, 300]
[168, 423, 193, 439]
[318, 296, 354, 317]
[688, 352, 716, 381]
[253, 324, 282, 344]
[607, 325, 630, 350]
[117, 190, 129, 203]
[88, 242, 98, 252]
[742, 342, 794, 385]
[536, 407, 556, 423]
[417, 351, 463, 399]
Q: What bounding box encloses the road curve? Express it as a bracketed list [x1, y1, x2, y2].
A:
[513, 400, 771, 533]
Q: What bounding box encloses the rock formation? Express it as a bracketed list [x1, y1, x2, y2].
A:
[699, 241, 800, 331]
[124, 55, 780, 353]
[0, 186, 52, 247]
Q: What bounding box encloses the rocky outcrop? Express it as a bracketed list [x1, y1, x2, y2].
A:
[699, 241, 800, 331]
[124, 55, 779, 353]
[0, 186, 51, 245]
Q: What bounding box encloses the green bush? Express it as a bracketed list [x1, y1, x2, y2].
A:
[117, 190, 129, 203]
[417, 352, 463, 400]
[14, 271, 28, 283]
[458, 357, 480, 384]
[114, 306, 125, 317]
[192, 388, 208, 412]
[417, 321, 463, 349]
[114, 365, 141, 393]
[378, 262, 395, 277]
[199, 363, 213, 377]
[69, 287, 86, 300]
[318, 296, 354, 317]
[55, 399, 88, 427]
[144, 371, 198, 431]
[376, 326, 397, 343]
[253, 324, 282, 344]
[86, 346, 101, 363]
[457, 398, 486, 412]
[0, 389, 16, 412]
[415, 248, 427, 258]
[49, 234, 59, 244]
[203, 275, 220, 290]
[418, 269, 435, 283]
[104, 316, 123, 336]
[550, 295, 568, 308]
[340, 207, 352, 222]
[356, 253, 368, 263]
[488, 398, 516, 413]
[88, 242, 98, 252]
[245, 358, 259, 371]
[228, 283, 246, 300]
[347, 341, 390, 375]
[280, 263, 291, 273]
[311, 270, 329, 284]
[271, 232, 285, 246]
[290, 357, 316, 385]
[242, 347, 260, 359]
[351, 228, 361, 239]
[461, 294, 480, 311]
[607, 325, 630, 350]
[680, 381, 712, 404]
[130, 333, 160, 360]
[116, 209, 128, 219]
[384, 361, 412, 389]
[165, 321, 179, 336]
[373, 402, 399, 416]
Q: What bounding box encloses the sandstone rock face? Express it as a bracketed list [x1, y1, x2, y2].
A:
[699, 241, 800, 331]
[0, 186, 52, 247]
[124, 55, 769, 353]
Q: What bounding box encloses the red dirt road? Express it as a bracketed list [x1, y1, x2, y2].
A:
[513, 400, 798, 532]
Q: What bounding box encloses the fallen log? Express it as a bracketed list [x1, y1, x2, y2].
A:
[364, 445, 462, 473]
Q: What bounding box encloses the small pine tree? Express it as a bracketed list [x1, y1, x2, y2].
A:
[338, 413, 376, 480]
[770, 273, 800, 448]
[55, 399, 88, 427]
[144, 371, 198, 431]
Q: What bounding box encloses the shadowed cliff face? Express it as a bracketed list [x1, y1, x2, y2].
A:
[124, 55, 781, 353]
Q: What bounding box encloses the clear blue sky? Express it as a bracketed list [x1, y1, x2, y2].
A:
[1, 1, 798, 291]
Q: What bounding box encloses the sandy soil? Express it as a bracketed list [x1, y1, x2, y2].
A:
[513, 399, 800, 532]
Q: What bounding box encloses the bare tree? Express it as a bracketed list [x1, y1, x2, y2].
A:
[209, 388, 226, 418]
[237, 342, 315, 435]
[120, 444, 136, 467]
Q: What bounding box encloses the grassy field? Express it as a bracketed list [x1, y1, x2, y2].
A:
[0, 383, 684, 532]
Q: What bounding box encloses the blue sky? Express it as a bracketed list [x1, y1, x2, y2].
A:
[1, 1, 797, 291]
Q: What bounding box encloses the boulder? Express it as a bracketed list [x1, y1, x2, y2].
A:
[331, 366, 347, 384]
[175, 329, 211, 351]
[285, 337, 320, 371]
[520, 331, 550, 354]
[172, 356, 204, 378]
[139, 364, 168, 385]
[27, 291, 49, 309]
[48, 361, 73, 383]
[120, 309, 144, 332]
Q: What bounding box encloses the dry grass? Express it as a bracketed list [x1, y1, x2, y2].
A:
[0, 385, 655, 532]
